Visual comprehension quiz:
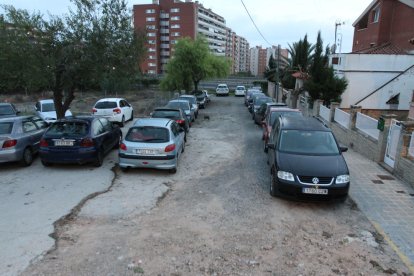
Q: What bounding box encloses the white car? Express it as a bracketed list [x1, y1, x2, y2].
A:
[235, 85, 246, 97]
[92, 98, 133, 127]
[216, 83, 229, 96]
[34, 99, 72, 123]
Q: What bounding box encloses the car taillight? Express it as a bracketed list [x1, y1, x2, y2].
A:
[2, 139, 17, 148]
[165, 144, 176, 152]
[80, 138, 94, 147]
[176, 119, 184, 124]
[113, 108, 121, 114]
[39, 139, 48, 147]
[120, 143, 127, 150]
[92, 108, 97, 113]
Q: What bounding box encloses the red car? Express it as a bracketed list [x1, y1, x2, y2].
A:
[262, 107, 302, 152]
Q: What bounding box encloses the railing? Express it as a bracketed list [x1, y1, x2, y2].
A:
[334, 108, 350, 129]
[356, 112, 379, 140]
[409, 132, 414, 158]
[319, 105, 330, 122]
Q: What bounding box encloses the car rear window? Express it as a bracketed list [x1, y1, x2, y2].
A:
[0, 122, 13, 134]
[0, 105, 15, 116]
[41, 103, 55, 112]
[47, 122, 89, 137]
[256, 97, 272, 105]
[167, 102, 189, 111]
[279, 130, 340, 155]
[179, 97, 196, 105]
[126, 127, 169, 143]
[95, 101, 117, 109]
[218, 85, 227, 88]
[270, 111, 301, 126]
[152, 110, 180, 119]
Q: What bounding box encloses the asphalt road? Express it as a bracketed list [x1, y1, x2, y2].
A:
[2, 95, 410, 275]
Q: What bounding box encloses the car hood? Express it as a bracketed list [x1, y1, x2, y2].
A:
[277, 152, 348, 177]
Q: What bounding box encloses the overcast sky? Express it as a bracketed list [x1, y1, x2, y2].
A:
[1, 0, 373, 53]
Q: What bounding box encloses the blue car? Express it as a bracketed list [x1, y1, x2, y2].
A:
[39, 116, 122, 167]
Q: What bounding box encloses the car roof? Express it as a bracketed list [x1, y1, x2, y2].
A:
[96, 98, 124, 102]
[266, 102, 287, 107]
[37, 99, 54, 104]
[0, 115, 34, 122]
[269, 107, 298, 112]
[0, 102, 14, 106]
[279, 116, 330, 131]
[217, 83, 227, 86]
[133, 118, 172, 127]
[154, 107, 181, 112]
[179, 95, 195, 98]
[169, 99, 189, 104]
[55, 116, 95, 123]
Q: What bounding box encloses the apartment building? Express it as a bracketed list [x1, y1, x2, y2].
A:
[133, 0, 231, 74]
[249, 45, 288, 77]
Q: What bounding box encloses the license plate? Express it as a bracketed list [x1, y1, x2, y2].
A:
[136, 149, 156, 155]
[54, 140, 74, 146]
[302, 188, 328, 195]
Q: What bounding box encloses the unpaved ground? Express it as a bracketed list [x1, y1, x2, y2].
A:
[22, 96, 410, 275]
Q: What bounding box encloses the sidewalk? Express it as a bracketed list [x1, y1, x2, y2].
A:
[343, 149, 414, 272]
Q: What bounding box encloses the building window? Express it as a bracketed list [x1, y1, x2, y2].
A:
[146, 25, 156, 30]
[171, 40, 176, 44]
[148, 40, 156, 44]
[145, 9, 155, 14]
[146, 17, 155, 22]
[171, 16, 180, 21]
[171, 32, 180, 37]
[148, 70, 156, 74]
[171, 8, 180, 13]
[171, 24, 180, 29]
[149, 48, 156, 52]
[372, 6, 380, 23]
[148, 63, 157, 67]
[147, 32, 156, 37]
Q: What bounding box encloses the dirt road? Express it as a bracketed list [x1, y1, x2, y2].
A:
[22, 96, 410, 275]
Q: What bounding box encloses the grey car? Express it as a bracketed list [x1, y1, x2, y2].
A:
[166, 100, 195, 123]
[0, 115, 49, 166]
[118, 118, 185, 173]
[0, 103, 20, 118]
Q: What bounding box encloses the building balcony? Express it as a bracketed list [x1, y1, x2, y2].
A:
[160, 21, 169, 26]
[160, 13, 169, 19]
[160, 29, 170, 34]
[160, 43, 170, 49]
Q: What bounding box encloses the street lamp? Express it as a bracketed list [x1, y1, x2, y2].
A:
[334, 20, 345, 54]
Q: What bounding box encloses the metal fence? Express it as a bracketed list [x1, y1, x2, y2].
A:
[356, 112, 379, 140]
[409, 131, 414, 158]
[334, 108, 350, 129]
[319, 104, 330, 122]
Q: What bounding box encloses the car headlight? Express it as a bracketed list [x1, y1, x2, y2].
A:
[277, 171, 295, 181]
[336, 174, 350, 184]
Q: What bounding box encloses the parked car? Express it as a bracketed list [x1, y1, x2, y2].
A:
[202, 90, 211, 104]
[235, 85, 246, 97]
[253, 102, 287, 125]
[34, 99, 72, 124]
[250, 96, 274, 117]
[262, 107, 302, 152]
[92, 98, 133, 127]
[118, 118, 185, 173]
[247, 93, 266, 113]
[151, 107, 189, 141]
[0, 115, 49, 166]
[245, 90, 262, 106]
[0, 103, 20, 118]
[216, 83, 229, 96]
[267, 116, 350, 201]
[178, 95, 199, 118]
[166, 100, 195, 123]
[39, 116, 122, 167]
[194, 91, 208, 108]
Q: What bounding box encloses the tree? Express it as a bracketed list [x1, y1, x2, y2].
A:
[304, 31, 348, 105]
[0, 0, 146, 118]
[161, 37, 230, 92]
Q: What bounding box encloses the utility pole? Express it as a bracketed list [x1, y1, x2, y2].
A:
[275, 45, 280, 102]
[334, 20, 344, 54]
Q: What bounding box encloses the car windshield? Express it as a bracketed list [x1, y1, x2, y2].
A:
[95, 101, 117, 109]
[0, 105, 15, 115]
[167, 102, 189, 111]
[41, 103, 55, 112]
[237, 86, 245, 90]
[152, 110, 180, 120]
[270, 111, 301, 126]
[126, 126, 169, 143]
[255, 97, 272, 106]
[0, 122, 13, 134]
[218, 85, 227, 88]
[47, 122, 89, 137]
[279, 130, 340, 155]
[179, 97, 196, 105]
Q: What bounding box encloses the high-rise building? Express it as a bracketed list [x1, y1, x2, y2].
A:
[133, 0, 235, 74]
[249, 45, 288, 77]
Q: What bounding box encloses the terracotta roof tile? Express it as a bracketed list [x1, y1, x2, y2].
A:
[353, 43, 408, 54]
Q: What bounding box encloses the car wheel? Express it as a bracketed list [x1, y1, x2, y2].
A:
[130, 111, 134, 121]
[113, 133, 122, 149]
[94, 148, 104, 167]
[41, 160, 52, 167]
[120, 166, 129, 172]
[263, 140, 268, 153]
[119, 116, 125, 127]
[270, 168, 279, 197]
[20, 147, 33, 166]
[182, 142, 185, 153]
[184, 133, 187, 143]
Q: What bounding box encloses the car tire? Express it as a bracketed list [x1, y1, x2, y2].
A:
[20, 147, 33, 167]
[94, 148, 104, 167]
[263, 141, 268, 153]
[119, 116, 125, 127]
[270, 167, 279, 197]
[113, 133, 122, 149]
[184, 133, 187, 143]
[182, 142, 185, 153]
[120, 166, 129, 172]
[41, 160, 52, 167]
[130, 111, 134, 121]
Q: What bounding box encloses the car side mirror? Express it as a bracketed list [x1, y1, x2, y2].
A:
[268, 143, 275, 150]
[16, 110, 21, 115]
[340, 145, 348, 152]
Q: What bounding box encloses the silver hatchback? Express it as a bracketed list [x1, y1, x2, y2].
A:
[118, 118, 185, 173]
